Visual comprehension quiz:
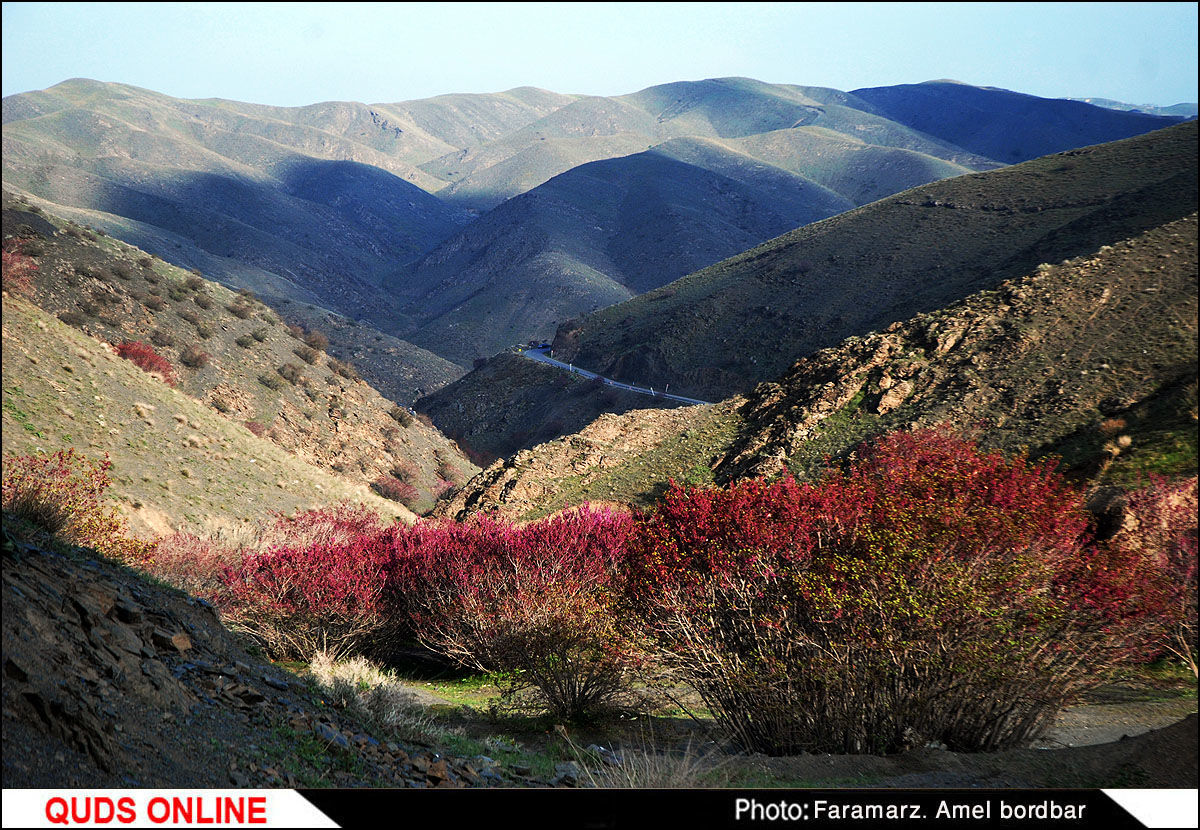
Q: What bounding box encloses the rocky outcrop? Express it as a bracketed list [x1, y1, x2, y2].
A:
[715, 213, 1198, 483]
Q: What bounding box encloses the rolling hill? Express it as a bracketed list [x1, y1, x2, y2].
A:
[851, 80, 1185, 164]
[3, 76, 1186, 376]
[552, 121, 1198, 401]
[390, 146, 856, 363]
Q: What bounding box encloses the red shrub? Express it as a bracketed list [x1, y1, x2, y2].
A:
[218, 507, 394, 659]
[261, 504, 385, 551]
[214, 501, 639, 718]
[389, 460, 418, 484]
[2, 240, 37, 296]
[1103, 476, 1198, 675]
[2, 448, 150, 563]
[115, 340, 177, 386]
[143, 532, 240, 598]
[391, 506, 638, 720]
[626, 428, 1171, 754]
[371, 475, 419, 508]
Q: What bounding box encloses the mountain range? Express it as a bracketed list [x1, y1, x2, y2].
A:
[4, 77, 1185, 371]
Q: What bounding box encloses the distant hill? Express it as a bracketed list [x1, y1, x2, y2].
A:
[1, 80, 475, 329]
[390, 147, 856, 363]
[553, 121, 1198, 401]
[1068, 98, 1198, 119]
[852, 80, 1185, 163]
[418, 76, 1001, 212]
[444, 212, 1197, 521]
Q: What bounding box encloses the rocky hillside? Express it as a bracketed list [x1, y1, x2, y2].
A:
[2, 196, 477, 522]
[715, 212, 1198, 484]
[446, 213, 1197, 521]
[436, 400, 736, 522]
[1, 529, 521, 788]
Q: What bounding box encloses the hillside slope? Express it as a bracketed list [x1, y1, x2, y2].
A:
[424, 77, 1001, 210]
[852, 80, 1184, 163]
[2, 296, 413, 535]
[446, 212, 1197, 521]
[1, 80, 475, 326]
[392, 148, 854, 362]
[2, 197, 477, 520]
[417, 352, 690, 464]
[5, 77, 1185, 375]
[554, 121, 1198, 401]
[1, 529, 530, 788]
[716, 212, 1198, 484]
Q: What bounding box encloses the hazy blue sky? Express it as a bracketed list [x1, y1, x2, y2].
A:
[3, 2, 1196, 106]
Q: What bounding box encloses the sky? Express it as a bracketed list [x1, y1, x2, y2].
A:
[2, 2, 1197, 107]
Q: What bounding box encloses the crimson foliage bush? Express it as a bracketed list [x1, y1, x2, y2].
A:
[218, 506, 393, 658]
[370, 475, 419, 508]
[2, 240, 37, 296]
[115, 340, 176, 386]
[1106, 476, 1198, 676]
[626, 429, 1174, 754]
[216, 503, 638, 720]
[391, 506, 638, 721]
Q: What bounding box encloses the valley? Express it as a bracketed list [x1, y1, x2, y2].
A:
[2, 70, 1196, 799]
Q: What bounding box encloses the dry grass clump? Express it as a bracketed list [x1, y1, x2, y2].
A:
[306, 651, 447, 745]
[568, 729, 731, 788]
[180, 345, 212, 369]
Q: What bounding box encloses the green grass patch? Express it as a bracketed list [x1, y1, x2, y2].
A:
[3, 386, 45, 438]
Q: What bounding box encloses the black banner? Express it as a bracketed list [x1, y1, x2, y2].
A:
[300, 788, 1152, 829]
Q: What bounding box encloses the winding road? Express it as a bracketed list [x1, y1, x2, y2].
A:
[518, 346, 713, 406]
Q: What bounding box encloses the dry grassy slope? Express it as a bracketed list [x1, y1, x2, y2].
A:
[1, 297, 413, 536]
[555, 121, 1199, 401]
[445, 213, 1196, 521]
[2, 198, 478, 516]
[0, 189, 465, 403]
[715, 213, 1198, 485]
